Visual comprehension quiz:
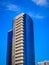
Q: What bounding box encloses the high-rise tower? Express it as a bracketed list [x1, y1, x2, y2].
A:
[12, 13, 35, 65]
[7, 13, 35, 65]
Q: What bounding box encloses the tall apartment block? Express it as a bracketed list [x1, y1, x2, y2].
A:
[7, 13, 35, 65]
[38, 60, 49, 65]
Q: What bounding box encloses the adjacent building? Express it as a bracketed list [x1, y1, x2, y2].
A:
[38, 60, 49, 65]
[7, 13, 35, 65]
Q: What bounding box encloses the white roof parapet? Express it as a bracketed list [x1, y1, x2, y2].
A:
[14, 13, 25, 20]
[38, 61, 44, 64]
[44, 60, 49, 62]
[38, 60, 49, 64]
[8, 29, 12, 32]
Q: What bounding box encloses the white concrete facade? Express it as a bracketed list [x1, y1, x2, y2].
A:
[12, 13, 24, 65]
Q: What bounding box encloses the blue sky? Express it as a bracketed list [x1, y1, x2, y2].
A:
[0, 0, 49, 65]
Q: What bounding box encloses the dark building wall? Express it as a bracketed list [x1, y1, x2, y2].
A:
[23, 14, 35, 65]
[6, 30, 13, 65]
